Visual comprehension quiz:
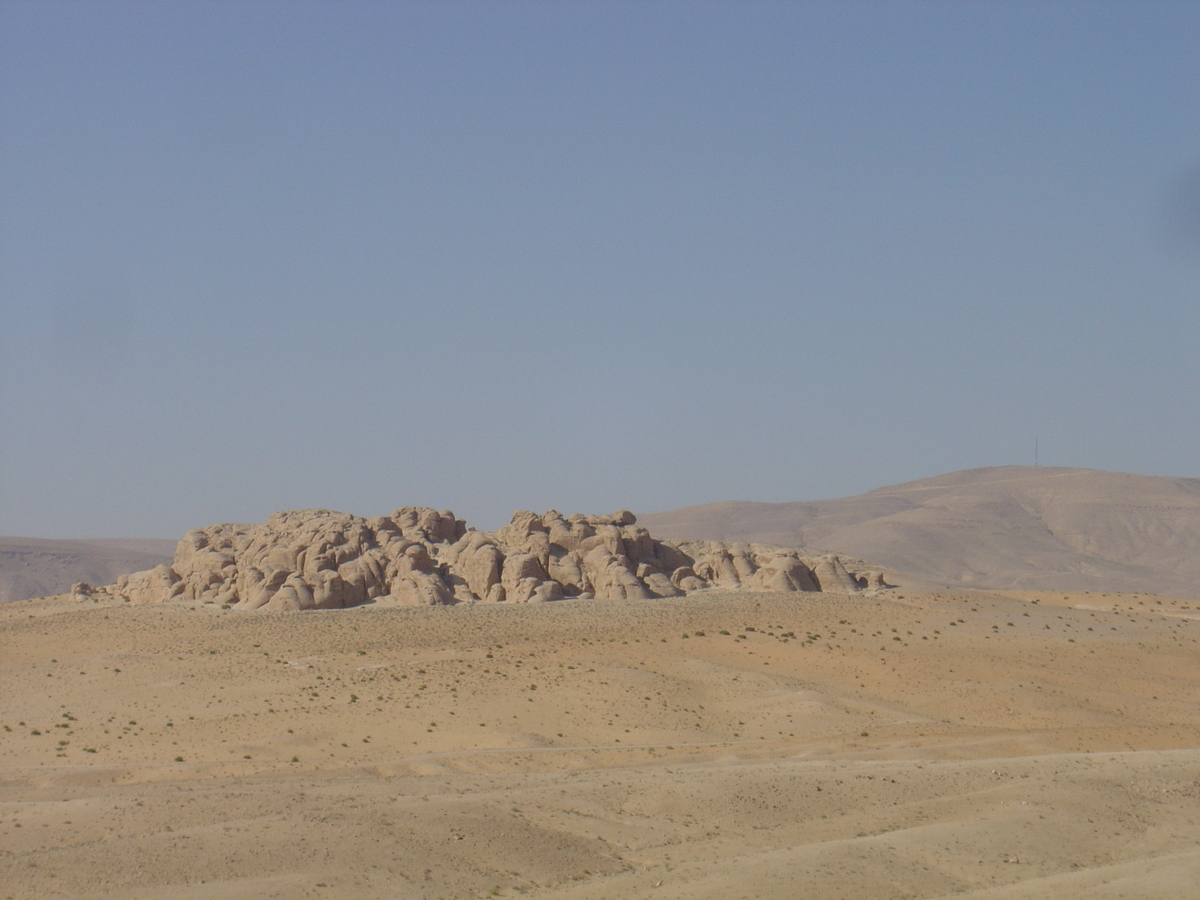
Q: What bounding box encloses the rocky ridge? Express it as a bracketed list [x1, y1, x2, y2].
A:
[87, 507, 888, 611]
[640, 466, 1200, 597]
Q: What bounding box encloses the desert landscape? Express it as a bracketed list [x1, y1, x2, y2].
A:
[7, 1, 1197, 896]
[0, 539, 174, 607]
[2, 468, 1199, 899]
[641, 466, 1200, 598]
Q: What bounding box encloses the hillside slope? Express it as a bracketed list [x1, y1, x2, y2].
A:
[0, 537, 175, 604]
[640, 466, 1200, 596]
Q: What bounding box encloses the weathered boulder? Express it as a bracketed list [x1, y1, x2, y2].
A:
[95, 506, 889, 610]
[108, 564, 182, 605]
[670, 565, 705, 592]
[546, 549, 587, 595]
[444, 531, 504, 602]
[501, 552, 550, 604]
[810, 555, 862, 593]
[748, 554, 821, 593]
[861, 569, 889, 590]
[582, 546, 652, 600]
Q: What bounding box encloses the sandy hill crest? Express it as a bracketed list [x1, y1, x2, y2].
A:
[84, 508, 887, 610]
[640, 465, 1200, 596]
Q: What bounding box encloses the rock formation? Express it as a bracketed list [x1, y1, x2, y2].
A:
[98, 507, 889, 610]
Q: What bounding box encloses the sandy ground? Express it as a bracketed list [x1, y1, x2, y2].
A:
[2, 587, 1198, 899]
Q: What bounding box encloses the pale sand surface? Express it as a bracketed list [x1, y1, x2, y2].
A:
[2, 588, 1198, 898]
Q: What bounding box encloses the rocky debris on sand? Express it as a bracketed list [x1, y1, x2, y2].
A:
[96, 508, 890, 610]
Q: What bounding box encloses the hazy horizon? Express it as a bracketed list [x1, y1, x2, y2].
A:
[3, 1, 1199, 539]
[2, 462, 1195, 543]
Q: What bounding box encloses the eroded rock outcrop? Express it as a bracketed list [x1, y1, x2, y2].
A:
[100, 507, 889, 609]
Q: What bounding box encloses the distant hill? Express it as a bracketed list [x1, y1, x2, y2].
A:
[640, 466, 1200, 597]
[0, 537, 175, 604]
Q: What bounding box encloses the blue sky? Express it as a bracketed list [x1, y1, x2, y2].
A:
[1, 1, 1198, 537]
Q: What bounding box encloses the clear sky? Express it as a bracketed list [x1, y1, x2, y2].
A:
[1, 1, 1198, 538]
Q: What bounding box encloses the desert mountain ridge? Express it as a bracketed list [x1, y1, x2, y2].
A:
[641, 465, 1200, 597]
[81, 507, 887, 610]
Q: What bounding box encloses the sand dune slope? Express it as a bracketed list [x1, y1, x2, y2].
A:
[641, 466, 1200, 596]
[2, 585, 1197, 898]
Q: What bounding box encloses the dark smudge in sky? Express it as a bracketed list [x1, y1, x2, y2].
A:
[1162, 164, 1200, 262]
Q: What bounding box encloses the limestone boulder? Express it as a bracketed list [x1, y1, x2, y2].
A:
[496, 511, 550, 558]
[861, 569, 891, 591]
[108, 564, 182, 605]
[547, 549, 588, 596]
[501, 552, 551, 604]
[96, 505, 888, 611]
[809, 555, 863, 593]
[642, 572, 683, 598]
[748, 555, 820, 593]
[691, 546, 744, 587]
[387, 572, 454, 606]
[582, 546, 651, 600]
[446, 532, 505, 601]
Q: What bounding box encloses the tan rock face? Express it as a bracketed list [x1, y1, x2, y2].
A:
[96, 508, 888, 609]
[107, 564, 182, 605]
